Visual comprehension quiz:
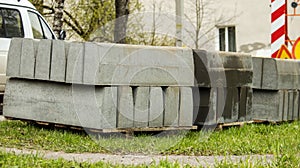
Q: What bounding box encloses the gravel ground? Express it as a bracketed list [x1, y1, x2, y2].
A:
[1, 147, 274, 167]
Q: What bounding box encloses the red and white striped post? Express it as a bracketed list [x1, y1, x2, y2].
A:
[271, 0, 288, 58]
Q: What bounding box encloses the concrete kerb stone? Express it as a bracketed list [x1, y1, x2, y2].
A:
[35, 39, 52, 80]
[133, 87, 150, 128]
[6, 38, 22, 77]
[50, 40, 67, 82]
[20, 39, 35, 79]
[118, 86, 134, 128]
[252, 57, 263, 89]
[66, 42, 84, 84]
[149, 87, 164, 127]
[164, 87, 180, 127]
[179, 87, 193, 127]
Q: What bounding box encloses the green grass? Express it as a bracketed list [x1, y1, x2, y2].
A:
[0, 151, 185, 168]
[0, 120, 300, 156]
[1, 151, 300, 168]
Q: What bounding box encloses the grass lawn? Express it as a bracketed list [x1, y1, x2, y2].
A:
[0, 120, 300, 156]
[0, 150, 299, 168]
[0, 120, 300, 167]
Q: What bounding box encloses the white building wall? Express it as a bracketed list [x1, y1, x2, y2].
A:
[139, 0, 300, 57]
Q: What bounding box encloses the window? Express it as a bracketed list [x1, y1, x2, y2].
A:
[0, 8, 24, 38]
[28, 11, 54, 39]
[218, 26, 236, 52]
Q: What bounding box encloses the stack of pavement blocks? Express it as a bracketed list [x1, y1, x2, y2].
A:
[4, 38, 195, 130]
[252, 57, 300, 122]
[192, 50, 253, 126]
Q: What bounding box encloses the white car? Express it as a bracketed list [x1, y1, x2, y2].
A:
[0, 0, 59, 93]
[0, 0, 63, 113]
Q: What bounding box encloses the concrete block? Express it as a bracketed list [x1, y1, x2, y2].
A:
[223, 87, 239, 123]
[220, 52, 253, 87]
[287, 91, 293, 121]
[262, 58, 299, 90]
[133, 87, 150, 128]
[71, 85, 104, 129]
[6, 38, 22, 77]
[179, 87, 193, 126]
[293, 91, 299, 120]
[193, 50, 225, 87]
[66, 42, 84, 84]
[35, 39, 52, 80]
[239, 87, 253, 121]
[282, 90, 289, 121]
[252, 89, 283, 122]
[20, 39, 35, 79]
[3, 79, 80, 126]
[277, 60, 298, 90]
[261, 58, 278, 90]
[102, 87, 118, 129]
[3, 79, 119, 129]
[84, 42, 100, 85]
[118, 86, 134, 128]
[252, 57, 263, 89]
[50, 40, 67, 82]
[95, 44, 194, 86]
[164, 87, 179, 126]
[149, 87, 164, 127]
[193, 87, 216, 125]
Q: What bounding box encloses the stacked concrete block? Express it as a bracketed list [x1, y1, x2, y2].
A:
[133, 87, 150, 128]
[164, 87, 179, 126]
[4, 39, 195, 130]
[193, 50, 253, 125]
[252, 57, 300, 122]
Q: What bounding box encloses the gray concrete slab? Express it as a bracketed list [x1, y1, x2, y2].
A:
[3, 79, 119, 129]
[293, 91, 299, 120]
[164, 87, 179, 126]
[35, 39, 52, 80]
[50, 40, 67, 82]
[95, 44, 194, 86]
[66, 42, 84, 84]
[118, 86, 134, 128]
[223, 87, 239, 123]
[193, 87, 217, 125]
[252, 90, 283, 122]
[133, 87, 150, 128]
[252, 57, 263, 89]
[83, 42, 100, 85]
[149, 87, 164, 127]
[102, 87, 118, 129]
[20, 39, 35, 79]
[6, 38, 22, 77]
[179, 87, 193, 126]
[261, 58, 278, 90]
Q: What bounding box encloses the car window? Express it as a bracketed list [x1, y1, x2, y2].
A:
[0, 8, 24, 38]
[28, 11, 44, 39]
[40, 18, 53, 39]
[28, 11, 54, 39]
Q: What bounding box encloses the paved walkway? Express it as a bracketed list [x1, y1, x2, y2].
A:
[1, 147, 274, 167]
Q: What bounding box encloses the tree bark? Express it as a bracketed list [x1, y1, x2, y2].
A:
[114, 0, 130, 43]
[53, 0, 65, 38]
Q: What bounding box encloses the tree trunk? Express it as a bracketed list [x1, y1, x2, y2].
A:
[29, 0, 44, 14]
[114, 0, 130, 44]
[53, 0, 65, 38]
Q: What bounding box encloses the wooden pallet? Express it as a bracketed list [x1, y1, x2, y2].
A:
[5, 117, 197, 137]
[217, 121, 254, 130]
